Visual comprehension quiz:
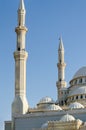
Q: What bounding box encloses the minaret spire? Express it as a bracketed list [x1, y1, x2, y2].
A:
[58, 37, 65, 64]
[12, 0, 29, 116]
[58, 37, 64, 51]
[56, 37, 67, 105]
[19, 0, 25, 10]
[18, 0, 26, 26]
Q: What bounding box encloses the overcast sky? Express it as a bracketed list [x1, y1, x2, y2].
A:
[1, 0, 86, 130]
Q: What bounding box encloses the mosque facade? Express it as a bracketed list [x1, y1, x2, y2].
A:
[5, 0, 86, 130]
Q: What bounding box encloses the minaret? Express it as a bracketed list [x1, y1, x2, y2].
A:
[12, 0, 29, 116]
[56, 37, 67, 105]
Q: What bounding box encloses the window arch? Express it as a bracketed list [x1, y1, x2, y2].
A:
[76, 96, 78, 99]
[80, 95, 83, 99]
[79, 78, 82, 83]
[74, 80, 77, 84]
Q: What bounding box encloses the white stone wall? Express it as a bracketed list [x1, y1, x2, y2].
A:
[13, 109, 86, 130]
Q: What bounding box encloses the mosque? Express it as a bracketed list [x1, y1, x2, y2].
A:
[5, 0, 86, 130]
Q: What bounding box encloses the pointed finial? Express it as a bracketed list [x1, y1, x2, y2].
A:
[19, 0, 25, 10]
[58, 36, 64, 51]
[17, 0, 26, 26]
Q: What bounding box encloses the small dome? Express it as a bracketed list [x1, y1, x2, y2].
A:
[41, 122, 48, 128]
[47, 104, 62, 110]
[69, 102, 84, 109]
[69, 86, 86, 97]
[38, 96, 55, 104]
[60, 114, 75, 122]
[73, 66, 86, 79]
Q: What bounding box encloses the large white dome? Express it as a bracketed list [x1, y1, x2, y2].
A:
[69, 86, 86, 97]
[73, 66, 86, 79]
[60, 114, 75, 122]
[47, 104, 62, 111]
[41, 122, 48, 128]
[69, 102, 84, 109]
[37, 97, 55, 109]
[38, 96, 55, 104]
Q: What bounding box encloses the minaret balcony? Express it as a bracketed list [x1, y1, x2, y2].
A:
[57, 63, 66, 68]
[56, 81, 67, 88]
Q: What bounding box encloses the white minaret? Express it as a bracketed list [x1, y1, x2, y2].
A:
[56, 37, 67, 105]
[12, 0, 29, 116]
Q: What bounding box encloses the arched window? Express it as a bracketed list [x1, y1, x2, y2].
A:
[80, 95, 83, 99]
[61, 92, 63, 94]
[76, 96, 78, 99]
[18, 47, 20, 51]
[79, 78, 82, 83]
[61, 101, 63, 106]
[75, 80, 77, 84]
[59, 79, 62, 82]
[65, 100, 67, 105]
